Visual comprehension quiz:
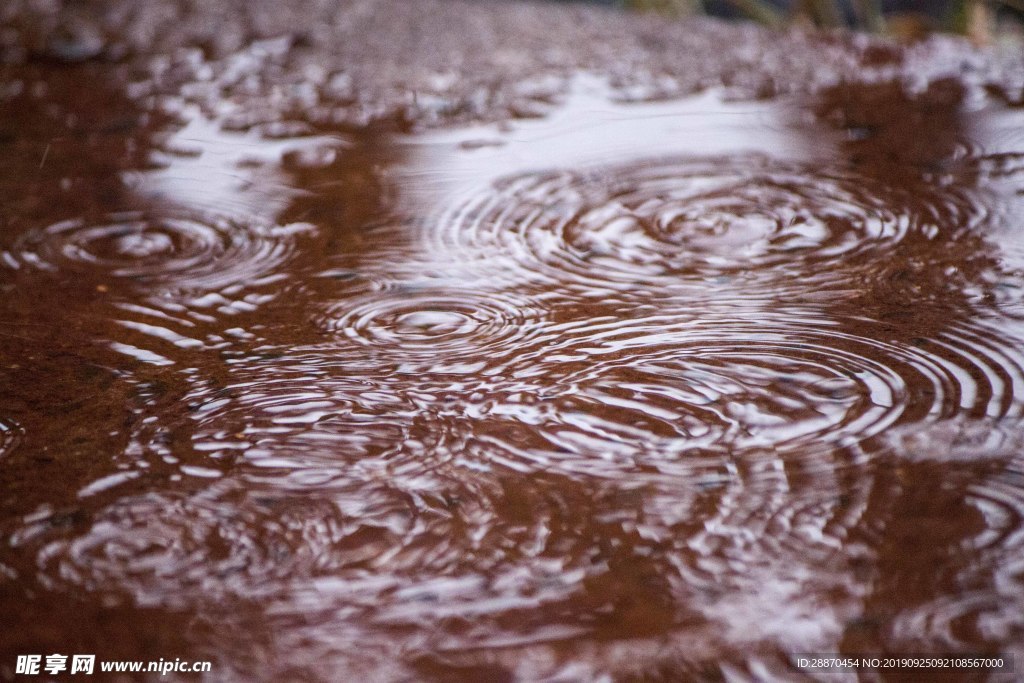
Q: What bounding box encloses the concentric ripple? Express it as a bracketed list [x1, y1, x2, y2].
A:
[453, 313, 1024, 473]
[38, 481, 417, 606]
[315, 289, 548, 369]
[429, 155, 986, 295]
[3, 212, 313, 291]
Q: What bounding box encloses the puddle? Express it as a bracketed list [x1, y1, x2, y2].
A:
[2, 56, 1024, 681]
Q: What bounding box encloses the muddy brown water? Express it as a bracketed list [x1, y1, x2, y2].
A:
[2, 24, 1024, 683]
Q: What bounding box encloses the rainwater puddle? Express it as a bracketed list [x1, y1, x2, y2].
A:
[2, 67, 1024, 680]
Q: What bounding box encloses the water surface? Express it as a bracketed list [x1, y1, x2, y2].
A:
[2, 62, 1024, 681]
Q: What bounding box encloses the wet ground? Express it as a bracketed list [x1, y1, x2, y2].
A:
[2, 1, 1024, 680]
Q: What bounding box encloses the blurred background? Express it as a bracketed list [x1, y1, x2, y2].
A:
[554, 0, 1023, 41]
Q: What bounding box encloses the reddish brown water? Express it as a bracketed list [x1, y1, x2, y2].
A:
[2, 31, 1024, 682]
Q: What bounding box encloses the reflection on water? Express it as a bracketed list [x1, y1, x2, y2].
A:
[2, 60, 1024, 680]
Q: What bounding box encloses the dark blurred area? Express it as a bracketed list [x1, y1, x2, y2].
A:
[1, 0, 1021, 68]
[554, 0, 1021, 36]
